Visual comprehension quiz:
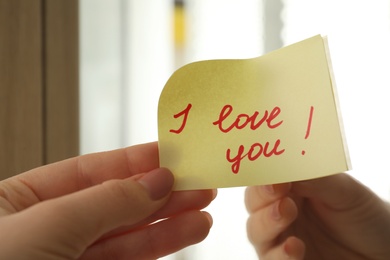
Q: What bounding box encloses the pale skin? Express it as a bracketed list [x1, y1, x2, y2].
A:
[245, 173, 390, 259]
[0, 142, 216, 260]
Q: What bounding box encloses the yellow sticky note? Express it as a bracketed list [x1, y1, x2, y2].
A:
[158, 35, 351, 190]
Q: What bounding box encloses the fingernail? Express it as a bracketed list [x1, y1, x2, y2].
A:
[211, 189, 218, 200]
[271, 200, 281, 220]
[202, 211, 213, 228]
[262, 184, 274, 194]
[137, 168, 174, 200]
[283, 241, 292, 258]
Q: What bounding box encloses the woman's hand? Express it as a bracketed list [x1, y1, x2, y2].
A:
[245, 173, 390, 259]
[0, 142, 216, 259]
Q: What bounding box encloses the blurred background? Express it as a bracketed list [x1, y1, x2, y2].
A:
[80, 0, 390, 259]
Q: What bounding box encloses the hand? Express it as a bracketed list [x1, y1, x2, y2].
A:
[0, 142, 216, 259]
[245, 173, 390, 259]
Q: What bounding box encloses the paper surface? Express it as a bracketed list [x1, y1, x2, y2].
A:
[158, 35, 351, 190]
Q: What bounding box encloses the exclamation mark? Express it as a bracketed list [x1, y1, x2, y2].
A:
[302, 106, 314, 155]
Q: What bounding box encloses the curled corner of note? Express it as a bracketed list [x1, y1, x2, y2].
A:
[158, 35, 350, 191]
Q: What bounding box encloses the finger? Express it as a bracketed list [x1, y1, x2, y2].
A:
[13, 142, 159, 202]
[8, 168, 174, 258]
[100, 189, 217, 240]
[151, 189, 217, 220]
[80, 210, 213, 260]
[292, 173, 377, 210]
[245, 182, 292, 213]
[247, 197, 297, 254]
[262, 236, 305, 260]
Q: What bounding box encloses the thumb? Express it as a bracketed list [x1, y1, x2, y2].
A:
[291, 173, 376, 210]
[8, 167, 174, 258]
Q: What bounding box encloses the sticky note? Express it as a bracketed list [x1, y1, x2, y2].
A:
[158, 35, 351, 190]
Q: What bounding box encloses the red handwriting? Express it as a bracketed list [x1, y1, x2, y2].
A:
[211, 104, 285, 173]
[170, 103, 192, 134]
[227, 139, 285, 174]
[212, 105, 283, 133]
[169, 103, 313, 175]
[304, 106, 314, 139]
[302, 106, 314, 155]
